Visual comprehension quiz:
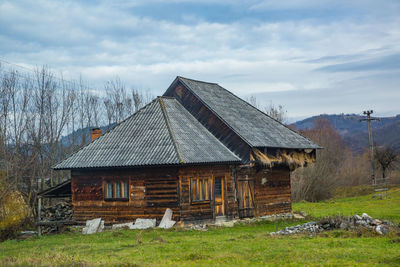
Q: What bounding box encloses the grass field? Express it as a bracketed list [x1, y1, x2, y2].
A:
[293, 186, 400, 223]
[1, 187, 400, 266]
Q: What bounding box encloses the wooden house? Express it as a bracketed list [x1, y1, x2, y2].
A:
[54, 77, 320, 224]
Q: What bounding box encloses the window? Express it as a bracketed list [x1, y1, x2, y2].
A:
[105, 180, 128, 200]
[107, 182, 113, 198]
[191, 178, 210, 202]
[215, 177, 222, 197]
[115, 182, 121, 198]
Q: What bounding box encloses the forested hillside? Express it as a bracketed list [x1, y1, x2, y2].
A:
[294, 114, 400, 153]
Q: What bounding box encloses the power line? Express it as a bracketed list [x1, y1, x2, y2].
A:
[0, 58, 102, 92]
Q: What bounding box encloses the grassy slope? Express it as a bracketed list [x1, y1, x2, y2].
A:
[1, 187, 400, 266]
[293, 187, 400, 223]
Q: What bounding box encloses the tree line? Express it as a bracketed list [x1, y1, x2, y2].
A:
[0, 65, 153, 215]
[1, 63, 398, 236]
[291, 118, 399, 202]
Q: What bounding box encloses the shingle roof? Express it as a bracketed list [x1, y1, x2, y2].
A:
[54, 97, 240, 170]
[175, 77, 320, 149]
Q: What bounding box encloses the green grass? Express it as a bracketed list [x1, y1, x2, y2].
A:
[1, 187, 400, 266]
[293, 187, 400, 223]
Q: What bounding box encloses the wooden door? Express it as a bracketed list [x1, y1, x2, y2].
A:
[237, 178, 255, 218]
[214, 176, 225, 216]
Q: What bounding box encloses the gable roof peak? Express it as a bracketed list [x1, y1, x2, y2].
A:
[54, 95, 240, 170]
[167, 77, 320, 150]
[177, 76, 218, 86]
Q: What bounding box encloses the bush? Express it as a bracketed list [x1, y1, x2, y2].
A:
[0, 191, 31, 241]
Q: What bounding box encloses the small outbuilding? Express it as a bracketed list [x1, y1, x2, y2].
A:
[53, 77, 320, 224]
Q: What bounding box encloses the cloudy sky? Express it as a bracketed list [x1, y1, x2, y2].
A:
[1, 0, 399, 121]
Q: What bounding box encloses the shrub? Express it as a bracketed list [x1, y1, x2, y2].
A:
[0, 190, 31, 241]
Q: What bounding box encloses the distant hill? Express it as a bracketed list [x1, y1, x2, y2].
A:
[293, 114, 400, 153]
[60, 124, 115, 147]
[60, 114, 400, 154]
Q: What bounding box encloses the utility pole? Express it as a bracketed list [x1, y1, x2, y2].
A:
[359, 110, 379, 185]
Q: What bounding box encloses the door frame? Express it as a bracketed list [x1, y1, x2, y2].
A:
[213, 175, 226, 217]
[237, 176, 255, 218]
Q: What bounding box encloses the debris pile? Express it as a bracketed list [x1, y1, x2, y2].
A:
[41, 201, 73, 221]
[92, 208, 174, 234]
[259, 213, 294, 221]
[270, 213, 394, 236]
[270, 221, 322, 235]
[178, 213, 295, 231]
[112, 219, 156, 230]
[185, 224, 209, 231]
[40, 201, 73, 234]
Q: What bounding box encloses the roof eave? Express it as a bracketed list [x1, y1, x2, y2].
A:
[53, 160, 242, 171]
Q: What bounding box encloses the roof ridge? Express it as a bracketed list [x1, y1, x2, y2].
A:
[180, 78, 320, 148]
[178, 78, 253, 147]
[158, 97, 184, 164]
[159, 95, 176, 99]
[178, 76, 218, 85]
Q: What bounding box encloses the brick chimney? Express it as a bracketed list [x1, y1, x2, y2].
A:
[90, 128, 102, 142]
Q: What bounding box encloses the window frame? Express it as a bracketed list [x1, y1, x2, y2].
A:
[104, 179, 129, 201]
[214, 176, 223, 197]
[190, 177, 211, 204]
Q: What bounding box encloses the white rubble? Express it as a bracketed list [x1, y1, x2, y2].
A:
[99, 220, 105, 232]
[362, 213, 372, 220]
[215, 220, 237, 227]
[112, 222, 135, 230]
[270, 213, 394, 236]
[375, 224, 390, 235]
[131, 218, 156, 229]
[158, 208, 176, 229]
[185, 224, 208, 231]
[82, 218, 104, 234]
[111, 219, 156, 230]
[293, 213, 305, 219]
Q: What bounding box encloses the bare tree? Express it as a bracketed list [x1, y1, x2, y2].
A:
[0, 63, 154, 228]
[245, 96, 287, 123]
[103, 77, 148, 124]
[104, 77, 125, 123]
[132, 88, 144, 113]
[264, 103, 287, 123]
[375, 146, 398, 179]
[78, 78, 89, 145]
[291, 119, 343, 201]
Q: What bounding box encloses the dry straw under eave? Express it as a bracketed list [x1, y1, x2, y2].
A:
[251, 148, 316, 170]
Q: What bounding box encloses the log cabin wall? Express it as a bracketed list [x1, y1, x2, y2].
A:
[164, 82, 251, 163]
[71, 167, 180, 224]
[177, 165, 238, 222]
[71, 164, 238, 224]
[236, 166, 292, 217]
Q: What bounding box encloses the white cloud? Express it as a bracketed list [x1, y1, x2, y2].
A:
[1, 0, 399, 117]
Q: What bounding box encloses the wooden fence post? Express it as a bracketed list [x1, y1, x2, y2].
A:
[37, 197, 42, 237]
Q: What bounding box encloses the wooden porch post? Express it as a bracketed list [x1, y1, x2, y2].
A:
[37, 196, 42, 237]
